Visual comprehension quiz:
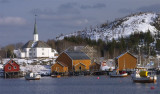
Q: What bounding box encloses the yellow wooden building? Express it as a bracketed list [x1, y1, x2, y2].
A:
[89, 62, 101, 72]
[56, 51, 91, 72]
[115, 52, 137, 71]
[51, 62, 68, 73]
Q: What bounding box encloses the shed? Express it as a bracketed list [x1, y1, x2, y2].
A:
[56, 51, 91, 72]
[115, 52, 137, 71]
[89, 62, 101, 72]
[51, 62, 68, 73]
[4, 59, 20, 78]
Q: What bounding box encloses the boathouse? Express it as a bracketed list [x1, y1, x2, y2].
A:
[115, 52, 137, 71]
[51, 62, 68, 73]
[56, 51, 91, 72]
[89, 62, 101, 72]
[4, 59, 20, 78]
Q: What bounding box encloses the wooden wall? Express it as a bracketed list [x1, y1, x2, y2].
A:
[4, 60, 20, 72]
[56, 52, 72, 70]
[74, 63, 86, 71]
[73, 60, 91, 71]
[51, 63, 68, 73]
[117, 53, 137, 71]
[89, 62, 100, 71]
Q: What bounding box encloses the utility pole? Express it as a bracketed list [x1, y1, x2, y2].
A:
[138, 45, 141, 67]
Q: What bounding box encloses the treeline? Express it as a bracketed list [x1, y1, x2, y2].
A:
[0, 43, 23, 58]
[54, 30, 159, 59]
[1, 30, 159, 59]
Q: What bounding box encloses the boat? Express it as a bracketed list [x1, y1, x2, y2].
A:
[51, 74, 61, 78]
[25, 72, 41, 80]
[131, 70, 157, 83]
[109, 69, 128, 77]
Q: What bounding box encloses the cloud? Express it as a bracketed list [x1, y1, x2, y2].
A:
[80, 3, 106, 9]
[58, 2, 80, 14]
[59, 2, 77, 9]
[0, 17, 26, 26]
[137, 4, 160, 12]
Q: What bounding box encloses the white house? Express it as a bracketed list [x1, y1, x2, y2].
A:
[14, 18, 58, 58]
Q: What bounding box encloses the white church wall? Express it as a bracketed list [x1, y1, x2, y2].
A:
[21, 52, 25, 58]
[36, 48, 51, 58]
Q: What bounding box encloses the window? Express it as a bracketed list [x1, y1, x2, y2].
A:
[42, 53, 44, 55]
[8, 66, 11, 70]
[29, 49, 31, 51]
[14, 66, 17, 69]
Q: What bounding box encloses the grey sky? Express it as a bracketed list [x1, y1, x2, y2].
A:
[0, 0, 160, 46]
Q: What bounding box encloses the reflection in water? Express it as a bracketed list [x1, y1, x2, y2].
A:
[0, 76, 159, 94]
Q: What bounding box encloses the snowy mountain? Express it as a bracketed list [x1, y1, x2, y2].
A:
[56, 12, 160, 41]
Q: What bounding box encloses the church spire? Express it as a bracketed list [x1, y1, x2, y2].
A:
[33, 15, 38, 42]
[33, 15, 38, 34]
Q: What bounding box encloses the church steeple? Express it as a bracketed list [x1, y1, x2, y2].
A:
[33, 15, 38, 42]
[33, 15, 37, 34]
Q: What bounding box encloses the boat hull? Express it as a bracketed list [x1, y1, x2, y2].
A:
[110, 73, 128, 77]
[110, 75, 128, 77]
[133, 79, 156, 83]
[132, 77, 156, 83]
[25, 77, 40, 80]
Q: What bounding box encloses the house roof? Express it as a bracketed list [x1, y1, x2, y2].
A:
[4, 59, 19, 67]
[116, 51, 137, 59]
[66, 46, 84, 51]
[64, 51, 90, 60]
[22, 40, 51, 49]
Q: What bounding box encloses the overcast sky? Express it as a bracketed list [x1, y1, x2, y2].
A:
[0, 0, 160, 46]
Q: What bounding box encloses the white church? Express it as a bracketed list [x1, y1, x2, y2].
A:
[14, 18, 58, 58]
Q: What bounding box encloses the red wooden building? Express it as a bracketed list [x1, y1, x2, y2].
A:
[4, 59, 20, 78]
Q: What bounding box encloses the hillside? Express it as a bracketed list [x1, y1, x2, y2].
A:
[57, 12, 160, 41]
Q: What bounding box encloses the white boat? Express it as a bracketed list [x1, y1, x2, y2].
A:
[131, 70, 157, 83]
[25, 72, 41, 80]
[109, 69, 128, 77]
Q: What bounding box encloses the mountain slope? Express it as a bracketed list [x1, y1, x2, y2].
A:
[57, 12, 159, 41]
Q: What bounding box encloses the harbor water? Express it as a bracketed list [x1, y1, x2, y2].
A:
[0, 75, 160, 94]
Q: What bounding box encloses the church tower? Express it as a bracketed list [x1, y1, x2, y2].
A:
[33, 15, 38, 42]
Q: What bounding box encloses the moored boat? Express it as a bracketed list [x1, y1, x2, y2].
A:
[51, 74, 61, 78]
[109, 69, 128, 77]
[131, 70, 157, 83]
[25, 72, 41, 80]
